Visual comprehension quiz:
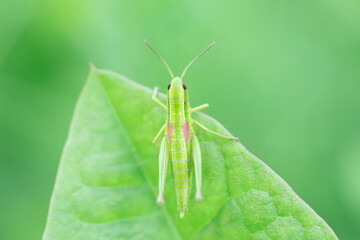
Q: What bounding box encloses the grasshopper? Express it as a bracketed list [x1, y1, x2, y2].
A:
[145, 40, 238, 218]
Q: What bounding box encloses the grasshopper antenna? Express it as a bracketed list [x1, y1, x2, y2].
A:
[144, 39, 174, 79]
[181, 42, 215, 79]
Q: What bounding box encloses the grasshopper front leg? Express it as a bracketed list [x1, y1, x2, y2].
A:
[152, 87, 168, 110]
[191, 103, 209, 113]
[157, 136, 169, 205]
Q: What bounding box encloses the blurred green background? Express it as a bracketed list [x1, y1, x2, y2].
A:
[1, 0, 359, 239]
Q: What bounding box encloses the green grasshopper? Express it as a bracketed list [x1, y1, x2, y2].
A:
[145, 40, 239, 218]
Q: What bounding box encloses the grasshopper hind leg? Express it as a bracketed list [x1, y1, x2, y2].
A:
[192, 135, 203, 201]
[157, 137, 169, 205]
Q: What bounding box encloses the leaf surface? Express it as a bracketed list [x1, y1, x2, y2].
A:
[43, 66, 338, 240]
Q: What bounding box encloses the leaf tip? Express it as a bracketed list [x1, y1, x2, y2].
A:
[88, 62, 96, 71]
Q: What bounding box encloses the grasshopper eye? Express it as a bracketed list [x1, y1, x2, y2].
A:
[167, 83, 171, 90]
[182, 83, 187, 90]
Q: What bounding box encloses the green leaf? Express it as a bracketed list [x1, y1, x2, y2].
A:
[43, 65, 338, 240]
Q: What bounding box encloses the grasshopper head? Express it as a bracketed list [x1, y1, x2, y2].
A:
[167, 77, 187, 99]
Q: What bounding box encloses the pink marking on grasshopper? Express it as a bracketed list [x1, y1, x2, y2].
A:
[168, 123, 173, 143]
[182, 122, 190, 143]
